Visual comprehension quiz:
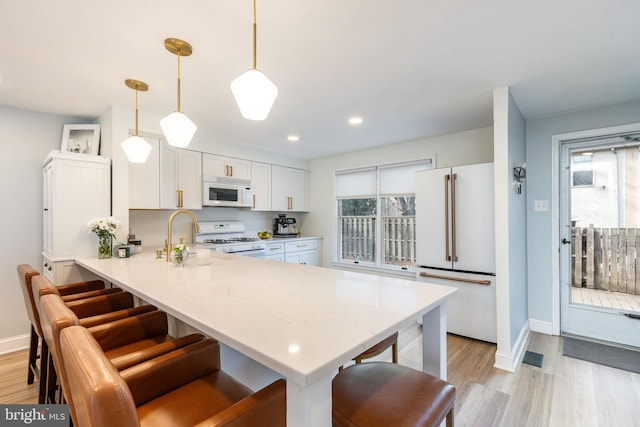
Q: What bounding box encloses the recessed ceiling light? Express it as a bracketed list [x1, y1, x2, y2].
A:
[581, 152, 594, 156]
[349, 117, 363, 125]
[287, 135, 299, 142]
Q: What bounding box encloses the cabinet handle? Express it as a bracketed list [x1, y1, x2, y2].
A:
[253, 194, 256, 209]
[287, 196, 292, 210]
[230, 165, 233, 176]
[177, 190, 183, 208]
[419, 272, 491, 285]
[296, 244, 308, 248]
[225, 165, 229, 176]
[451, 173, 458, 262]
[270, 247, 280, 251]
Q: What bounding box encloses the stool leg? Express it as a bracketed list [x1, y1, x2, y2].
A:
[446, 407, 454, 427]
[27, 326, 39, 385]
[37, 340, 48, 404]
[392, 341, 398, 364]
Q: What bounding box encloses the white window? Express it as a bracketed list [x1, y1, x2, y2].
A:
[335, 160, 433, 270]
[572, 153, 594, 187]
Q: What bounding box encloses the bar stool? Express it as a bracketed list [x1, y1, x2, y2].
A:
[60, 325, 287, 427]
[333, 362, 456, 427]
[39, 293, 205, 415]
[340, 332, 399, 372]
[16, 264, 116, 403]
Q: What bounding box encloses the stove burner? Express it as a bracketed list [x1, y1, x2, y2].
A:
[203, 237, 260, 245]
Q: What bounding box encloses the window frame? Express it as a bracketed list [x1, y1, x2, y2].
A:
[334, 160, 432, 273]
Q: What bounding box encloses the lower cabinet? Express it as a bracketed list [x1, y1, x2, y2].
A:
[42, 255, 105, 285]
[264, 239, 320, 266]
[284, 240, 318, 266]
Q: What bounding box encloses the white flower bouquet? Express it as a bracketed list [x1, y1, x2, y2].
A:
[88, 216, 120, 258]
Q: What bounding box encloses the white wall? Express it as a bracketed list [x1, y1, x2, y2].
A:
[305, 127, 494, 267]
[526, 100, 640, 326]
[0, 105, 89, 349]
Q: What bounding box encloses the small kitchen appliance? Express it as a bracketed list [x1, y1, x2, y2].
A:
[273, 214, 299, 237]
[194, 221, 266, 257]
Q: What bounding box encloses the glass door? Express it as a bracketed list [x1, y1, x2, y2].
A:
[560, 136, 640, 347]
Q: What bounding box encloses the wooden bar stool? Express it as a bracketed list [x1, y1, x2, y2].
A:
[333, 362, 455, 427]
[340, 332, 399, 372]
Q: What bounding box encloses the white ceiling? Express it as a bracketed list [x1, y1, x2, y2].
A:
[1, 0, 639, 159]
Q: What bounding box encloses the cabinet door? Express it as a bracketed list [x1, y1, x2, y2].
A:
[177, 150, 202, 209]
[129, 137, 160, 209]
[251, 162, 271, 210]
[160, 143, 179, 209]
[272, 166, 309, 212]
[43, 163, 53, 255]
[284, 252, 304, 264]
[202, 153, 227, 178]
[203, 154, 251, 180]
[301, 250, 318, 266]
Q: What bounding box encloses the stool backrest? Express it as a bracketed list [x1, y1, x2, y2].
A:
[17, 264, 42, 336]
[61, 326, 140, 427]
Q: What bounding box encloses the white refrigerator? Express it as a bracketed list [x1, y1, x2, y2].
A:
[415, 163, 497, 342]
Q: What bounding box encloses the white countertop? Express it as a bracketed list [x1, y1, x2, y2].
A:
[76, 251, 456, 425]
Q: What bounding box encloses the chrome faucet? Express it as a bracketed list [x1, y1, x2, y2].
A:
[166, 209, 200, 262]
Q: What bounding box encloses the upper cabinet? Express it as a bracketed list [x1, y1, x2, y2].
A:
[251, 162, 272, 211]
[129, 137, 202, 210]
[202, 154, 251, 181]
[272, 166, 309, 212]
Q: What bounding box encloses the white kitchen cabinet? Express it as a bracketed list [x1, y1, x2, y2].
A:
[43, 151, 110, 284]
[271, 166, 309, 212]
[284, 239, 319, 266]
[251, 162, 272, 211]
[202, 153, 251, 181]
[130, 139, 201, 210]
[129, 136, 160, 209]
[160, 144, 202, 210]
[264, 241, 285, 261]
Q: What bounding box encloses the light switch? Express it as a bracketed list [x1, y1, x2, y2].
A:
[534, 200, 548, 212]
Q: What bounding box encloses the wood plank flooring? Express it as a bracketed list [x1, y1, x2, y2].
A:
[571, 287, 640, 312]
[2, 329, 639, 426]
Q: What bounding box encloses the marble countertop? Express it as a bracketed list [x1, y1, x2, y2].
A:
[76, 251, 456, 386]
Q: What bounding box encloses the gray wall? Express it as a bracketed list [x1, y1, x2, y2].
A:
[0, 105, 88, 346]
[506, 91, 528, 345]
[526, 100, 640, 324]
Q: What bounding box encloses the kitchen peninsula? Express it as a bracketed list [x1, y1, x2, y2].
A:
[76, 252, 457, 427]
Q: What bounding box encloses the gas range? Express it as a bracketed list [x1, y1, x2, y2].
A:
[195, 221, 266, 256]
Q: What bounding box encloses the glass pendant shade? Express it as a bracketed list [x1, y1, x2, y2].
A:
[160, 111, 197, 148]
[231, 69, 278, 121]
[121, 135, 152, 163]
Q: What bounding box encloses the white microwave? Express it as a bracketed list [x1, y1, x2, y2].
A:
[202, 177, 253, 207]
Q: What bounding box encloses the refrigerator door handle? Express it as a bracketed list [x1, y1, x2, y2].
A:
[444, 174, 451, 261]
[419, 271, 491, 285]
[451, 173, 458, 262]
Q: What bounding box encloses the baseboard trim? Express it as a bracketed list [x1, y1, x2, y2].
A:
[0, 333, 30, 356]
[494, 322, 530, 372]
[529, 318, 554, 335]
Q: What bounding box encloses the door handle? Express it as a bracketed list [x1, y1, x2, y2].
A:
[561, 238, 571, 245]
[444, 174, 451, 261]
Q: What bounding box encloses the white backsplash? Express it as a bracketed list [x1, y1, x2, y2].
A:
[129, 209, 307, 249]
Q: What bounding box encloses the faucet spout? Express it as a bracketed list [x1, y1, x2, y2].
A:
[166, 209, 200, 262]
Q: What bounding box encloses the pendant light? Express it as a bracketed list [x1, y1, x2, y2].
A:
[160, 38, 197, 148]
[121, 79, 152, 163]
[231, 0, 278, 121]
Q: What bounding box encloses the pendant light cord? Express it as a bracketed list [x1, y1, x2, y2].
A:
[177, 51, 182, 112]
[252, 0, 257, 70]
[134, 87, 139, 136]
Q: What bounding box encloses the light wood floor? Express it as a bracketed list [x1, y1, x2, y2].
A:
[2, 330, 639, 426]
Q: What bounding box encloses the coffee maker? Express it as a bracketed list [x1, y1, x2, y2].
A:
[273, 214, 299, 237]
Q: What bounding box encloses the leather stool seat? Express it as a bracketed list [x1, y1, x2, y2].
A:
[333, 362, 455, 427]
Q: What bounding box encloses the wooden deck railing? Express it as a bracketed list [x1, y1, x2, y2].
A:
[572, 225, 639, 295]
[340, 216, 416, 267]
